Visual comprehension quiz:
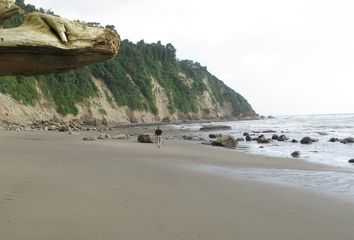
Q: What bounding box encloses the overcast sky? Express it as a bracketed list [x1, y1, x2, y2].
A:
[28, 0, 354, 115]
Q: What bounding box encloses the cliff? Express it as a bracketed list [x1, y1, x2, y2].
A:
[0, 1, 257, 125]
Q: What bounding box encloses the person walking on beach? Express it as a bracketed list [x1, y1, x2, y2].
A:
[155, 126, 163, 148]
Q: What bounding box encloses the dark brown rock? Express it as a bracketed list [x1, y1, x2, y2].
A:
[278, 135, 289, 142]
[272, 134, 279, 140]
[291, 151, 301, 158]
[300, 137, 312, 144]
[209, 134, 222, 139]
[341, 137, 354, 144]
[138, 134, 156, 143]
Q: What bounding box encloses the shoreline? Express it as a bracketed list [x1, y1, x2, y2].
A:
[1, 131, 354, 239]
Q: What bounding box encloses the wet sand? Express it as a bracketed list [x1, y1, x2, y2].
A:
[0, 131, 354, 240]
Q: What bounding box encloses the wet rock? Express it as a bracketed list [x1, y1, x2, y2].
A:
[300, 137, 313, 144]
[243, 132, 250, 136]
[209, 134, 222, 139]
[341, 137, 354, 144]
[278, 135, 289, 142]
[329, 138, 340, 142]
[291, 139, 298, 143]
[246, 135, 252, 142]
[291, 151, 301, 158]
[137, 134, 156, 143]
[257, 135, 271, 144]
[211, 135, 237, 148]
[200, 125, 231, 131]
[272, 134, 279, 140]
[348, 159, 354, 163]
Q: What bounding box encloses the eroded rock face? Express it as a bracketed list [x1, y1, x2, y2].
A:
[0, 2, 120, 76]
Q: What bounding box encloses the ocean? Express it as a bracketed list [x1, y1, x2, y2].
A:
[170, 113, 354, 168]
[166, 114, 354, 201]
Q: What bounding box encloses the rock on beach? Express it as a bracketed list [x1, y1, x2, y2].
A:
[211, 135, 237, 148]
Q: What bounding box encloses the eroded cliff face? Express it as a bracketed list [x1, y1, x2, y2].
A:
[0, 74, 256, 125]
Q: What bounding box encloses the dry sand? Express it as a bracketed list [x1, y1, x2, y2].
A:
[0, 131, 354, 240]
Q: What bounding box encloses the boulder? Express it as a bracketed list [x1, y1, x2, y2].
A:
[300, 137, 312, 144]
[245, 135, 252, 142]
[291, 151, 301, 158]
[211, 135, 237, 148]
[329, 138, 340, 143]
[278, 135, 289, 142]
[271, 134, 279, 140]
[291, 139, 298, 143]
[200, 125, 231, 131]
[348, 159, 354, 163]
[137, 134, 156, 143]
[257, 136, 271, 144]
[243, 132, 250, 136]
[341, 137, 354, 144]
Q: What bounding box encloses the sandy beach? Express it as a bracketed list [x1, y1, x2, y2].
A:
[1, 130, 354, 240]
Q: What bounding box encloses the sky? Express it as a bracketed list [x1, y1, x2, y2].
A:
[27, 0, 354, 116]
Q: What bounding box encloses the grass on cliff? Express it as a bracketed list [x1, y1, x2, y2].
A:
[0, 76, 39, 106]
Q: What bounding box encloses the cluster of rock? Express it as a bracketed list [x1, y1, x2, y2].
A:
[1, 120, 111, 132]
[83, 133, 129, 141]
[331, 137, 354, 144]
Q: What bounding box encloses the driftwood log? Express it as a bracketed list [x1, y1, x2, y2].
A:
[0, 0, 120, 76]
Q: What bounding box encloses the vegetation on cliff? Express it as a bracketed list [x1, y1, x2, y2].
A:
[0, 0, 255, 119]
